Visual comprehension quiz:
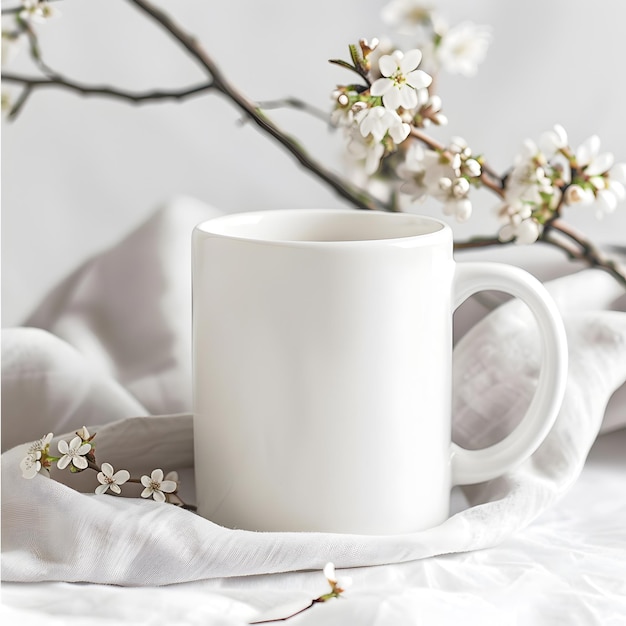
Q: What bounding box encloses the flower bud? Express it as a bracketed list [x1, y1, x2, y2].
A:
[428, 95, 442, 112]
[452, 177, 470, 197]
[564, 184, 594, 206]
[515, 219, 541, 245]
[464, 158, 481, 178]
[438, 177, 452, 192]
[359, 38, 379, 58]
[450, 136, 467, 153]
[337, 93, 349, 107]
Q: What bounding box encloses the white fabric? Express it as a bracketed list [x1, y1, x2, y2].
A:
[3, 430, 625, 625]
[2, 198, 626, 619]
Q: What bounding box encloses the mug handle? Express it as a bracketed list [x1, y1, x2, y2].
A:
[451, 262, 568, 485]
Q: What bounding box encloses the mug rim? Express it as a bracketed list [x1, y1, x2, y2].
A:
[195, 208, 452, 247]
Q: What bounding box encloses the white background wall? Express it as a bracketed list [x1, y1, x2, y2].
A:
[3, 0, 626, 325]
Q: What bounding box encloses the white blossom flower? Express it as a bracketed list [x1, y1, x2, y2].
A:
[164, 471, 184, 505]
[365, 37, 395, 81]
[505, 139, 559, 210]
[370, 49, 432, 111]
[417, 142, 479, 221]
[96, 462, 130, 495]
[19, 0, 59, 24]
[398, 141, 427, 199]
[443, 197, 472, 221]
[20, 432, 53, 479]
[436, 22, 492, 76]
[575, 135, 613, 175]
[355, 106, 410, 143]
[323, 562, 352, 594]
[1, 31, 24, 66]
[611, 162, 626, 185]
[540, 124, 568, 156]
[76, 426, 91, 440]
[398, 137, 482, 222]
[569, 136, 626, 217]
[564, 184, 595, 206]
[346, 127, 386, 175]
[57, 436, 91, 470]
[417, 93, 448, 127]
[381, 0, 435, 35]
[1, 91, 12, 112]
[594, 189, 618, 217]
[608, 162, 626, 203]
[140, 468, 177, 503]
[464, 158, 481, 178]
[499, 217, 542, 245]
[330, 89, 359, 127]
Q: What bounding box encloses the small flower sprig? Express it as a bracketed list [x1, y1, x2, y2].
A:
[250, 562, 352, 624]
[20, 427, 188, 507]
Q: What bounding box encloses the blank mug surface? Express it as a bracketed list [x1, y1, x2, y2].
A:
[192, 209, 567, 534]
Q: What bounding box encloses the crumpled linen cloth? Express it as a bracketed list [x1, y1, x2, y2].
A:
[2, 196, 625, 586]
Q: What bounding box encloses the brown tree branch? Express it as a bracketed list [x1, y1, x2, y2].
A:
[454, 236, 510, 251]
[125, 0, 387, 211]
[543, 221, 626, 287]
[2, 71, 214, 104]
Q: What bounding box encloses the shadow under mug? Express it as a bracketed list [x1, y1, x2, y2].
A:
[192, 209, 568, 534]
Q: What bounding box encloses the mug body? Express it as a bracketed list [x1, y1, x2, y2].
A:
[193, 209, 455, 534]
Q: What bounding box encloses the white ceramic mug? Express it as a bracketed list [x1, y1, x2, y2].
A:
[192, 209, 567, 534]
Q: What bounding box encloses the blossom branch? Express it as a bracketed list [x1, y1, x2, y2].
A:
[126, 0, 388, 211]
[454, 226, 626, 287]
[21, 428, 190, 507]
[3, 2, 625, 287]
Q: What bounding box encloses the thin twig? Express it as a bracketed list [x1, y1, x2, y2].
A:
[7, 83, 32, 119]
[454, 236, 509, 251]
[255, 97, 332, 125]
[249, 599, 320, 624]
[2, 71, 214, 104]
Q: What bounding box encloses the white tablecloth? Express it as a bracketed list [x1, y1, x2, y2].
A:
[3, 428, 625, 625]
